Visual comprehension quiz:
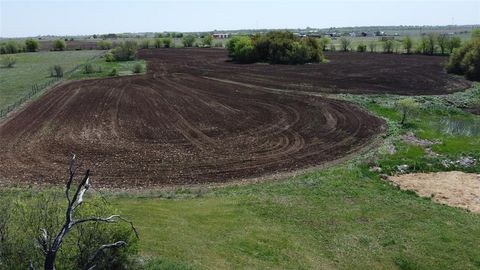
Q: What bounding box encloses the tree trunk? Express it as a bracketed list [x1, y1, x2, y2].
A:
[44, 251, 57, 270]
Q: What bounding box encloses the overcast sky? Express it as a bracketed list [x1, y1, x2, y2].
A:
[1, 0, 479, 37]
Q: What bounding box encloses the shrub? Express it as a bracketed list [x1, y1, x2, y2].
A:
[1, 54, 17, 68]
[132, 63, 143, 73]
[319, 36, 331, 51]
[141, 39, 150, 49]
[382, 40, 394, 53]
[182, 35, 196, 47]
[162, 37, 173, 48]
[202, 35, 213, 47]
[329, 43, 336, 52]
[97, 40, 112, 50]
[25, 38, 39, 52]
[402, 36, 413, 54]
[50, 65, 63, 77]
[154, 38, 163, 48]
[447, 37, 462, 54]
[105, 52, 114, 62]
[213, 41, 223, 48]
[52, 39, 66, 51]
[446, 39, 480, 81]
[357, 43, 367, 52]
[84, 63, 95, 74]
[110, 68, 118, 76]
[227, 36, 256, 63]
[0, 191, 138, 270]
[112, 41, 138, 61]
[368, 41, 377, 52]
[1, 40, 20, 54]
[339, 37, 351, 52]
[397, 97, 420, 125]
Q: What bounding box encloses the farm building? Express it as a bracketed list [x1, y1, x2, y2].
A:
[213, 33, 229, 39]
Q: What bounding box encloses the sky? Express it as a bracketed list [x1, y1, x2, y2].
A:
[0, 0, 479, 37]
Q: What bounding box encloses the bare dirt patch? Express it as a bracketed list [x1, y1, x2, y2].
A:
[389, 171, 480, 213]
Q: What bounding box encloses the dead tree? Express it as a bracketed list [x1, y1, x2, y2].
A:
[34, 154, 138, 270]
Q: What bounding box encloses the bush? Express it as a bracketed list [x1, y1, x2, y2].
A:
[50, 65, 63, 77]
[319, 36, 331, 51]
[154, 38, 163, 48]
[84, 63, 95, 74]
[213, 41, 223, 48]
[52, 39, 66, 51]
[1, 40, 20, 54]
[162, 38, 173, 48]
[339, 37, 351, 52]
[228, 32, 324, 64]
[382, 40, 394, 53]
[132, 63, 144, 73]
[105, 52, 114, 62]
[97, 40, 112, 50]
[112, 41, 138, 61]
[1, 54, 17, 68]
[329, 43, 336, 52]
[25, 38, 39, 52]
[368, 41, 376, 52]
[446, 39, 480, 81]
[141, 39, 150, 49]
[397, 97, 420, 125]
[110, 68, 118, 76]
[202, 35, 213, 47]
[357, 43, 367, 52]
[403, 36, 413, 54]
[182, 35, 196, 47]
[0, 192, 138, 270]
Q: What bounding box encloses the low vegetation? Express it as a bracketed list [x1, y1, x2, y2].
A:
[227, 31, 324, 64]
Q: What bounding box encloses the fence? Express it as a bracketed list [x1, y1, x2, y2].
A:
[0, 54, 102, 119]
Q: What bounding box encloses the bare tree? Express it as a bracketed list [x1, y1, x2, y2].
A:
[32, 155, 138, 270]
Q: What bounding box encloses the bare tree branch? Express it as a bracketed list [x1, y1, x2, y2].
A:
[32, 154, 138, 270]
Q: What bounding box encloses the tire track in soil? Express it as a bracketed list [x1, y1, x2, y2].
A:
[5, 48, 455, 188]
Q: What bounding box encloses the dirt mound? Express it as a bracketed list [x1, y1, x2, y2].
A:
[389, 172, 480, 213]
[0, 49, 391, 187]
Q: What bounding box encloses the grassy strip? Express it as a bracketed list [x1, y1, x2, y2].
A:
[67, 55, 146, 80]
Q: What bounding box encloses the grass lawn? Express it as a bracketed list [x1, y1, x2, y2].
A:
[0, 50, 101, 111]
[112, 85, 480, 270]
[68, 56, 146, 80]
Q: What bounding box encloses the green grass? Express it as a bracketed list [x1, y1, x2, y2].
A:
[0, 50, 101, 111]
[109, 86, 480, 269]
[68, 56, 146, 80]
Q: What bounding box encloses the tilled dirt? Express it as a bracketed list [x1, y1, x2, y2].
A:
[0, 48, 466, 188]
[389, 172, 480, 213]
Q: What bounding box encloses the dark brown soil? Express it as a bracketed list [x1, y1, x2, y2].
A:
[2, 48, 465, 188]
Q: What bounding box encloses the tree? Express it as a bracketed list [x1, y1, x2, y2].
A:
[53, 39, 66, 51]
[437, 34, 450, 55]
[446, 39, 480, 81]
[154, 38, 163, 48]
[319, 36, 331, 51]
[25, 38, 39, 52]
[397, 98, 420, 125]
[356, 43, 367, 52]
[416, 36, 429, 54]
[382, 40, 394, 53]
[471, 28, 480, 40]
[36, 155, 138, 270]
[1, 54, 17, 68]
[339, 37, 351, 52]
[402, 36, 413, 54]
[446, 37, 462, 54]
[182, 35, 196, 47]
[140, 39, 150, 49]
[111, 41, 138, 61]
[1, 41, 20, 54]
[97, 41, 112, 50]
[227, 36, 256, 63]
[426, 33, 436, 55]
[202, 35, 213, 47]
[368, 41, 377, 52]
[162, 37, 173, 48]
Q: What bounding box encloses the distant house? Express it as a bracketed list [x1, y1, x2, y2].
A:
[213, 33, 229, 39]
